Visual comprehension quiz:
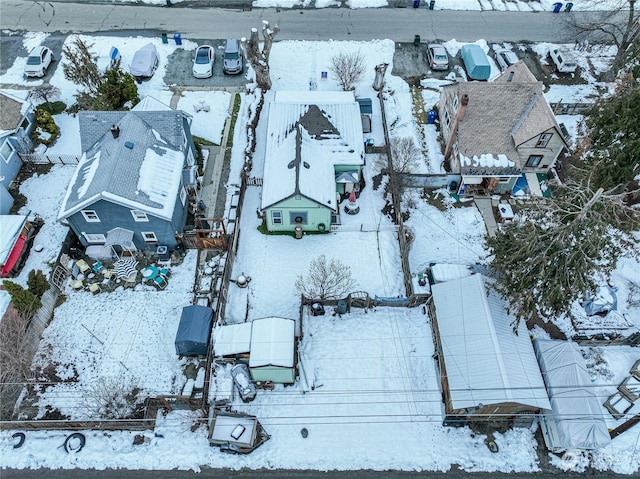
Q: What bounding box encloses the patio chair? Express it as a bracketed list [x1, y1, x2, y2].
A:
[153, 275, 167, 290]
[88, 283, 101, 295]
[124, 271, 138, 288]
[92, 260, 104, 273]
[159, 267, 172, 278]
[70, 279, 83, 290]
[76, 259, 90, 274]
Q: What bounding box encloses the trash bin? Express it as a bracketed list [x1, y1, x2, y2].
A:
[428, 0, 435, 9]
[565, 2, 573, 11]
[413, 0, 420, 7]
[336, 300, 348, 315]
[414, 34, 421, 46]
[173, 33, 182, 46]
[295, 226, 303, 239]
[427, 109, 438, 124]
[161, 33, 168, 44]
[552, 2, 562, 12]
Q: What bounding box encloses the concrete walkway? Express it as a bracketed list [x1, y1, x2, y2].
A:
[169, 87, 239, 218]
[473, 197, 498, 238]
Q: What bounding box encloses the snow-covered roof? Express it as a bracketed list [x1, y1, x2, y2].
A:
[261, 91, 364, 210]
[133, 95, 173, 112]
[249, 317, 295, 369]
[0, 215, 28, 266]
[533, 339, 611, 450]
[431, 274, 551, 411]
[58, 108, 188, 222]
[212, 322, 252, 356]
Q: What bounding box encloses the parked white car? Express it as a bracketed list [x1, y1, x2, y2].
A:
[24, 46, 54, 78]
[193, 45, 215, 79]
[549, 47, 578, 73]
[231, 363, 256, 402]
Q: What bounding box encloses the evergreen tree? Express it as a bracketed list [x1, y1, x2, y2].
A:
[581, 75, 640, 191]
[2, 281, 42, 320]
[27, 270, 50, 299]
[487, 180, 640, 324]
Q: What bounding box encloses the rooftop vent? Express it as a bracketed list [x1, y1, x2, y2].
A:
[507, 72, 515, 82]
[110, 124, 120, 139]
[124, 141, 134, 149]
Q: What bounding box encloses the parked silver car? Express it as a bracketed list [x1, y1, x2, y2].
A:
[231, 363, 256, 402]
[493, 48, 519, 72]
[223, 38, 243, 75]
[426, 44, 449, 71]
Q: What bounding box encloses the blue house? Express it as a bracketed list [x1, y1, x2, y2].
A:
[0, 90, 35, 214]
[58, 97, 197, 252]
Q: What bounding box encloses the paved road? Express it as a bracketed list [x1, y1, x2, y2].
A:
[0, 0, 622, 43]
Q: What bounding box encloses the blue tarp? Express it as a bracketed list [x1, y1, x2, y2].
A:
[461, 45, 491, 80]
[512, 174, 529, 196]
[175, 305, 214, 356]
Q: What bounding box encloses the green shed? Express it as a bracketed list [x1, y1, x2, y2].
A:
[249, 317, 296, 384]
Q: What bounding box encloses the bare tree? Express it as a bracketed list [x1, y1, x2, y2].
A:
[30, 84, 61, 109]
[377, 136, 421, 196]
[564, 0, 639, 76]
[82, 376, 143, 419]
[243, 20, 280, 91]
[62, 36, 103, 96]
[295, 255, 356, 300]
[0, 308, 33, 419]
[330, 50, 366, 91]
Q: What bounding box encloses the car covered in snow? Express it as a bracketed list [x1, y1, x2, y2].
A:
[231, 363, 256, 402]
[193, 45, 215, 79]
[24, 46, 54, 78]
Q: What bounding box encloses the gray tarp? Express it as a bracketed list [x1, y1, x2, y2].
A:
[175, 305, 214, 356]
[534, 339, 611, 451]
[130, 43, 158, 78]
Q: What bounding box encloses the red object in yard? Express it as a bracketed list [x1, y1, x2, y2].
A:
[348, 189, 357, 204]
[1, 233, 27, 277]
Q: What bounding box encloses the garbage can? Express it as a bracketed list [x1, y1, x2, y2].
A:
[173, 33, 182, 46]
[565, 2, 573, 11]
[161, 33, 168, 44]
[552, 2, 562, 12]
[427, 109, 438, 124]
[428, 0, 435, 9]
[336, 300, 348, 315]
[414, 34, 421, 46]
[295, 226, 303, 239]
[413, 0, 420, 7]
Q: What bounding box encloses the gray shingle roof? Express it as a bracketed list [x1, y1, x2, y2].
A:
[0, 92, 26, 132]
[444, 77, 560, 175]
[59, 109, 187, 220]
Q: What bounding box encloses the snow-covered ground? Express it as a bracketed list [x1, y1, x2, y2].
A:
[0, 30, 639, 474]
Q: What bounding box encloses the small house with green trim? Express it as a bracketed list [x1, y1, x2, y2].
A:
[260, 91, 365, 233]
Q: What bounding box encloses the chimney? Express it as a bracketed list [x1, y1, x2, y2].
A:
[443, 93, 470, 161]
[110, 125, 120, 139]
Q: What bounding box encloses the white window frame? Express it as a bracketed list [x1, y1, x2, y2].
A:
[186, 148, 195, 167]
[536, 132, 553, 148]
[131, 210, 149, 222]
[1, 140, 14, 163]
[142, 231, 158, 243]
[180, 186, 187, 206]
[272, 210, 282, 225]
[81, 210, 101, 222]
[83, 233, 106, 244]
[20, 117, 31, 132]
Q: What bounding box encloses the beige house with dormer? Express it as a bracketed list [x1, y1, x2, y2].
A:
[438, 62, 568, 197]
